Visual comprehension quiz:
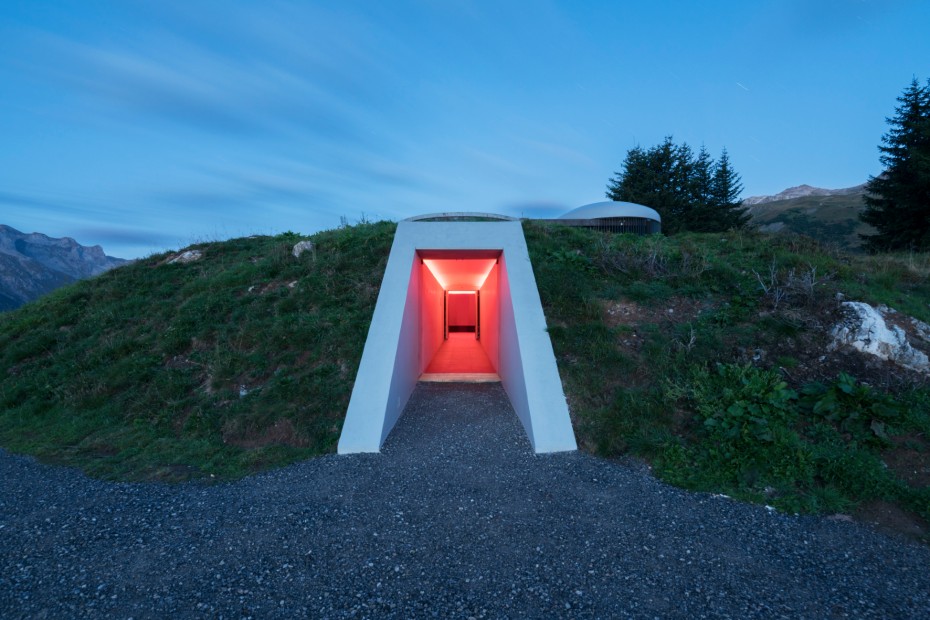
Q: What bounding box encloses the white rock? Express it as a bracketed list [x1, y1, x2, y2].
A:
[830, 301, 929, 373]
[167, 250, 203, 264]
[911, 317, 930, 344]
[292, 240, 315, 259]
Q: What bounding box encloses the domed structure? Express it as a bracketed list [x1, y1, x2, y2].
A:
[558, 201, 661, 234]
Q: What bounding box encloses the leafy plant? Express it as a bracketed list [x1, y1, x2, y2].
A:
[799, 373, 901, 443]
[692, 363, 798, 443]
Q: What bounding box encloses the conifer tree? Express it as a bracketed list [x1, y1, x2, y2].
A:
[709, 148, 750, 230]
[860, 77, 930, 251]
[606, 137, 692, 233]
[687, 144, 715, 231]
[606, 139, 747, 233]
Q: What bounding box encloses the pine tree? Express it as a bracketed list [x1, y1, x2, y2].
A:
[606, 138, 748, 234]
[709, 148, 750, 230]
[860, 78, 930, 251]
[606, 137, 693, 233]
[686, 144, 715, 231]
[606, 145, 648, 204]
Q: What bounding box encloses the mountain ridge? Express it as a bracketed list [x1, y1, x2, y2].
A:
[0, 224, 127, 311]
[743, 183, 867, 206]
[744, 183, 871, 251]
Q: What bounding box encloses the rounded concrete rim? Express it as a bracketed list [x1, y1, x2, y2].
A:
[404, 212, 518, 222]
[559, 201, 661, 222]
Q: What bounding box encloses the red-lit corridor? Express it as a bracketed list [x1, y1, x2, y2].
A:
[417, 250, 501, 381]
[424, 333, 495, 373]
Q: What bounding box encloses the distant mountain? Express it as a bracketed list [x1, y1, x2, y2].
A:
[0, 225, 127, 311]
[743, 183, 868, 206]
[744, 184, 873, 252]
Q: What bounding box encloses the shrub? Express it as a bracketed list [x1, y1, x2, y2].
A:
[799, 373, 901, 445]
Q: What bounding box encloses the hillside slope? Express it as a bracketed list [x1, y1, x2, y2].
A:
[1, 222, 928, 536]
[0, 223, 393, 479]
[746, 186, 873, 251]
[0, 225, 127, 311]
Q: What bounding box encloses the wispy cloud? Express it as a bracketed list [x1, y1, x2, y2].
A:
[22, 4, 403, 150]
[73, 227, 178, 250]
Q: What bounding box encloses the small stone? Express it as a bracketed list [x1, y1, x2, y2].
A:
[167, 250, 203, 264]
[292, 240, 315, 259]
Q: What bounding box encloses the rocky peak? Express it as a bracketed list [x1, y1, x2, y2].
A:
[0, 225, 127, 311]
[743, 183, 867, 206]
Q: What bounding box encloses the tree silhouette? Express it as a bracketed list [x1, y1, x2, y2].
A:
[861, 77, 930, 251]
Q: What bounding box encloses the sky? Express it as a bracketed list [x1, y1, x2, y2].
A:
[1, 1, 928, 258]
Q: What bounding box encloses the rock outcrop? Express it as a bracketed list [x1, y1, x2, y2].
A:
[830, 301, 930, 373]
[0, 225, 127, 311]
[292, 240, 315, 259]
[166, 250, 203, 264]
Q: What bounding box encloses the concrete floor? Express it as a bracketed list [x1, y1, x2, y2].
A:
[424, 332, 495, 374]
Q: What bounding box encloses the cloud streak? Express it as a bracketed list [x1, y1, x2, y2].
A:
[25, 4, 403, 151]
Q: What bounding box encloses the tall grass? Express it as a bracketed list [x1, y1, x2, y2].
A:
[0, 222, 395, 480]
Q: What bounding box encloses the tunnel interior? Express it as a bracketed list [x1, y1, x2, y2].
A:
[418, 249, 501, 377]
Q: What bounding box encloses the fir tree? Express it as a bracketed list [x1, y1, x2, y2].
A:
[709, 148, 750, 230]
[860, 77, 930, 251]
[606, 139, 747, 233]
[687, 144, 716, 232]
[606, 137, 693, 233]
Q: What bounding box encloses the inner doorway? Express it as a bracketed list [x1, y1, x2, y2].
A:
[446, 291, 478, 335]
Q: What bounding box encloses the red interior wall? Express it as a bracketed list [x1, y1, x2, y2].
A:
[418, 253, 500, 374]
[478, 263, 499, 372]
[447, 293, 476, 327]
[419, 262, 444, 373]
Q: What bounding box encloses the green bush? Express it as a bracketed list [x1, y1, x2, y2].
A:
[799, 372, 901, 444]
[692, 364, 798, 444]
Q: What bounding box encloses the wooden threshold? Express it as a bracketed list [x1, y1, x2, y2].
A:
[419, 373, 501, 383]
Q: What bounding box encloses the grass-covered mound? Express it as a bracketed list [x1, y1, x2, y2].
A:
[0, 222, 394, 480]
[525, 222, 930, 537]
[1, 220, 928, 537]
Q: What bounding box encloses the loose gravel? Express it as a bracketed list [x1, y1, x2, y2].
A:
[2, 382, 929, 619]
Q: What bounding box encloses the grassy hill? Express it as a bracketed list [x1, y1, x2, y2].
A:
[748, 191, 874, 252]
[0, 224, 393, 480]
[1, 222, 928, 537]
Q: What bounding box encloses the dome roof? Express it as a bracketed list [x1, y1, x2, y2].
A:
[559, 201, 661, 222]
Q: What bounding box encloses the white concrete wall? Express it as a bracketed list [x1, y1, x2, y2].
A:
[419, 262, 444, 373]
[478, 263, 499, 372]
[381, 260, 422, 445]
[337, 248, 419, 453]
[498, 253, 534, 442]
[496, 251, 576, 452]
[338, 221, 576, 454]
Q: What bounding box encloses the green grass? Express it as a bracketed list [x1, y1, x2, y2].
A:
[524, 221, 930, 531]
[0, 222, 394, 480]
[1, 219, 928, 537]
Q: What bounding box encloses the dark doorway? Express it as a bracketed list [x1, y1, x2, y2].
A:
[446, 291, 478, 335]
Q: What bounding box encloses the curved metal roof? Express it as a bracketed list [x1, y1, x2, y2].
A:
[559, 201, 661, 222]
[404, 212, 517, 222]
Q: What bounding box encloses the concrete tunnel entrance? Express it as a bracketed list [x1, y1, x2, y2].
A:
[337, 220, 577, 454]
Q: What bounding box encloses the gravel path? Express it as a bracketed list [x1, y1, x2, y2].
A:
[2, 383, 929, 619]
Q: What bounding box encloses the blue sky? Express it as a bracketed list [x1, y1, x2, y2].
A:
[1, 1, 928, 258]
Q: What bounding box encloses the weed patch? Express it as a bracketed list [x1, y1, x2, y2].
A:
[524, 221, 930, 538]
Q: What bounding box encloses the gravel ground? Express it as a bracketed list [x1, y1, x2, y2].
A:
[2, 383, 930, 619]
